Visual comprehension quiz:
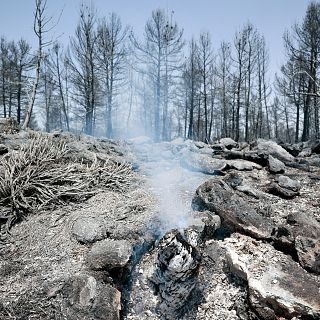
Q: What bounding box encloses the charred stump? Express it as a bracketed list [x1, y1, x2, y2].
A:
[150, 229, 201, 319]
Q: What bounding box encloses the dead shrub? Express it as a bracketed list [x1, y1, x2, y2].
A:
[0, 133, 133, 237]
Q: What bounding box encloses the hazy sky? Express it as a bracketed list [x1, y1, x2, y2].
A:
[0, 0, 312, 77]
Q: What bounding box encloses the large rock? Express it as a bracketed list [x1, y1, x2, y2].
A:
[87, 239, 132, 270]
[305, 156, 320, 168]
[295, 236, 320, 274]
[225, 159, 262, 171]
[180, 151, 227, 174]
[225, 234, 320, 320]
[185, 211, 222, 245]
[274, 174, 300, 193]
[224, 149, 270, 166]
[306, 139, 320, 154]
[285, 211, 320, 240]
[268, 155, 285, 174]
[72, 217, 107, 244]
[192, 174, 274, 239]
[219, 137, 238, 150]
[62, 274, 121, 320]
[271, 211, 320, 259]
[190, 141, 214, 155]
[279, 142, 302, 157]
[251, 139, 295, 163]
[268, 175, 301, 198]
[299, 147, 312, 157]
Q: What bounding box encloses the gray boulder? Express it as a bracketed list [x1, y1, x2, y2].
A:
[277, 174, 301, 190]
[224, 149, 270, 166]
[305, 156, 320, 167]
[311, 140, 320, 154]
[72, 217, 107, 244]
[225, 159, 262, 171]
[219, 137, 237, 150]
[268, 155, 285, 174]
[279, 142, 302, 157]
[251, 139, 295, 163]
[271, 212, 320, 266]
[295, 236, 320, 274]
[62, 274, 121, 320]
[268, 175, 301, 198]
[190, 142, 214, 155]
[211, 143, 226, 155]
[285, 212, 320, 240]
[225, 234, 320, 320]
[186, 211, 221, 245]
[299, 147, 312, 157]
[192, 174, 275, 239]
[180, 151, 227, 174]
[87, 239, 132, 270]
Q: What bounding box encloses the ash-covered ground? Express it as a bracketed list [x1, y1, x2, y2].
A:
[0, 130, 319, 320]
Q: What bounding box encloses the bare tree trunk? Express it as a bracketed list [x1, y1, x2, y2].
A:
[17, 70, 22, 124]
[22, 0, 46, 130]
[162, 47, 169, 140]
[302, 80, 312, 141]
[284, 101, 291, 142]
[208, 87, 215, 142]
[197, 96, 201, 140]
[106, 94, 113, 138]
[257, 59, 263, 138]
[155, 57, 161, 142]
[1, 68, 6, 118]
[187, 94, 194, 140]
[22, 53, 41, 130]
[55, 47, 70, 131]
[294, 77, 302, 142]
[235, 80, 241, 141]
[44, 71, 50, 132]
[315, 100, 319, 139]
[245, 55, 251, 142]
[126, 73, 134, 137]
[184, 96, 188, 139]
[262, 50, 271, 139]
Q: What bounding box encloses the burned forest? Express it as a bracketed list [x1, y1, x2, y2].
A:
[0, 1, 320, 320]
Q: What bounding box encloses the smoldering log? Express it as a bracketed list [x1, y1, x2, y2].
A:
[150, 229, 201, 319]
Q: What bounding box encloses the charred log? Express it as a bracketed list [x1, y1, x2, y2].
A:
[150, 230, 202, 319]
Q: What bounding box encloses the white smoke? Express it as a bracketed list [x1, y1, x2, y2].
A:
[129, 137, 209, 236]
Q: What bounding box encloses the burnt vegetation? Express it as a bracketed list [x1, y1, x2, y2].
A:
[0, 1, 320, 320]
[0, 131, 133, 239]
[1, 1, 320, 143]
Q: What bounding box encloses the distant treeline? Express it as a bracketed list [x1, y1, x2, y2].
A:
[0, 0, 319, 143]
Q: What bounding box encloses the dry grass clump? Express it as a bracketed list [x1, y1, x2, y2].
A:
[0, 133, 133, 237]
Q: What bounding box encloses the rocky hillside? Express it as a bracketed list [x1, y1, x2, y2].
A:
[125, 137, 320, 320]
[0, 125, 319, 320]
[0, 128, 157, 320]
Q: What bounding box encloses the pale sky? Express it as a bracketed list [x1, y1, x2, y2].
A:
[0, 0, 312, 77]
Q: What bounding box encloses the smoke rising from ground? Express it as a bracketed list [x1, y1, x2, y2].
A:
[129, 138, 209, 236]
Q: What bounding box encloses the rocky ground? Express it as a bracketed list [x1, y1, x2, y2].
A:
[125, 137, 320, 320]
[0, 122, 319, 320]
[0, 128, 157, 320]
